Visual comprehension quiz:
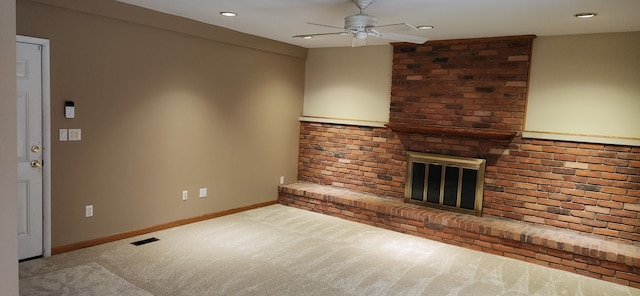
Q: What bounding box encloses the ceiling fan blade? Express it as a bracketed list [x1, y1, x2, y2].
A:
[293, 32, 350, 38]
[380, 32, 429, 44]
[374, 23, 418, 33]
[308, 22, 346, 30]
[368, 30, 382, 38]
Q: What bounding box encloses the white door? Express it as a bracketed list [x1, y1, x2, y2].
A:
[17, 41, 44, 260]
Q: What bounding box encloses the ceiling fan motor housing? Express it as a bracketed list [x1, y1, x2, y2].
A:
[345, 14, 378, 32]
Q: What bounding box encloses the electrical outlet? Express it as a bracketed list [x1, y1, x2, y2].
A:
[199, 188, 207, 198]
[279, 176, 285, 185]
[182, 190, 188, 201]
[85, 205, 93, 217]
[68, 128, 81, 141]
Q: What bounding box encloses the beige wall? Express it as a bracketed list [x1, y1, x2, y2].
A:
[525, 32, 640, 146]
[302, 45, 392, 125]
[17, 0, 305, 247]
[0, 0, 19, 293]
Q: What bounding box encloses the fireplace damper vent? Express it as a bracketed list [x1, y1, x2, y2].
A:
[405, 152, 486, 216]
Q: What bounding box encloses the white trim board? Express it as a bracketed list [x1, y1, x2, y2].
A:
[299, 116, 388, 128]
[522, 131, 640, 147]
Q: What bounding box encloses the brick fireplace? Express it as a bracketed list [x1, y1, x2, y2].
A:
[282, 35, 640, 287]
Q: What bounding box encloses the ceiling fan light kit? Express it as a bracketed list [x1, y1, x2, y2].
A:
[293, 0, 429, 46]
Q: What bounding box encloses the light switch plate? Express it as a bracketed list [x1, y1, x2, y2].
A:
[59, 129, 68, 141]
[199, 188, 207, 198]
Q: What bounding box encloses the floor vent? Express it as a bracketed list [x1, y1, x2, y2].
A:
[131, 237, 160, 246]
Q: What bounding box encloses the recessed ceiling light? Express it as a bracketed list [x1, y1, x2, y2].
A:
[292, 35, 314, 39]
[220, 12, 237, 17]
[574, 12, 597, 18]
[417, 25, 434, 30]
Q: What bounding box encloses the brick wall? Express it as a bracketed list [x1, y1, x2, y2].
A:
[390, 35, 532, 131]
[298, 124, 403, 198]
[298, 35, 640, 246]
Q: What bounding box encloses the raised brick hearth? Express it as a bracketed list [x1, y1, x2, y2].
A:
[279, 182, 640, 287]
[298, 122, 640, 245]
[291, 35, 640, 287]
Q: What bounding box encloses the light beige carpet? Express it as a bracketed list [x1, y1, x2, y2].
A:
[19, 204, 640, 295]
[19, 262, 152, 295]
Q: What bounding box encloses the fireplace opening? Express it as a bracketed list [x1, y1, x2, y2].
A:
[405, 152, 486, 216]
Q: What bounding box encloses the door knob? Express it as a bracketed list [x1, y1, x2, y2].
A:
[31, 145, 40, 153]
[31, 160, 41, 168]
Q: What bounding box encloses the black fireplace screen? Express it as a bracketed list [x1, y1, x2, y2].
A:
[406, 152, 486, 216]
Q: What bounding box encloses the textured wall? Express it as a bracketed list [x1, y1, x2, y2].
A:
[17, 0, 305, 248]
[303, 46, 392, 123]
[526, 32, 640, 145]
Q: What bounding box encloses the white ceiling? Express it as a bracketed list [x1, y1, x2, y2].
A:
[115, 0, 640, 48]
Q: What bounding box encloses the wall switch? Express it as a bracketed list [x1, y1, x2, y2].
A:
[59, 129, 68, 141]
[85, 205, 93, 217]
[68, 128, 81, 141]
[182, 190, 188, 201]
[279, 176, 285, 185]
[199, 188, 207, 198]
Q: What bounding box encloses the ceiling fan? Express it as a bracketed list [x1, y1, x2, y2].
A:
[293, 0, 430, 47]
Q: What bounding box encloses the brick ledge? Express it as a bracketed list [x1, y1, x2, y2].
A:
[278, 182, 640, 287]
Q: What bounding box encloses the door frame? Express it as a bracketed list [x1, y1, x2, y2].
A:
[16, 35, 51, 257]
